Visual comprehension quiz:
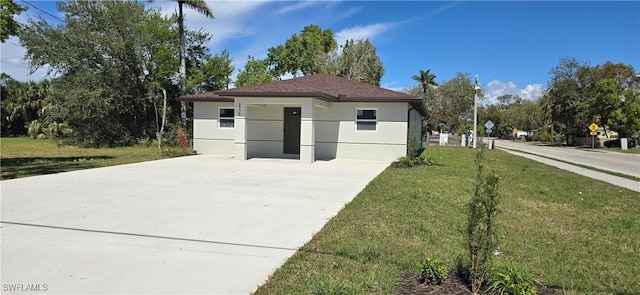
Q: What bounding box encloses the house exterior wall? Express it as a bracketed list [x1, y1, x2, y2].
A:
[246, 104, 290, 158]
[191, 100, 417, 161]
[192, 101, 234, 155]
[315, 102, 409, 161]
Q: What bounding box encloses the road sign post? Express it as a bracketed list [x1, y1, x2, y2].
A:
[588, 123, 599, 150]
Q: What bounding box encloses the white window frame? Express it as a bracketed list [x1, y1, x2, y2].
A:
[218, 107, 235, 129]
[355, 108, 377, 132]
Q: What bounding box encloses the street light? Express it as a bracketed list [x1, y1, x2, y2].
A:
[473, 75, 480, 148]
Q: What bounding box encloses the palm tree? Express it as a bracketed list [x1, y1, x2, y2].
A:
[412, 69, 438, 94]
[150, 0, 214, 132]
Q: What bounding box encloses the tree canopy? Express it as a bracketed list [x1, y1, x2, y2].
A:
[0, 0, 24, 43]
[16, 0, 232, 146]
[259, 24, 385, 86]
[267, 24, 336, 77]
[235, 55, 273, 87]
[334, 39, 385, 86]
[541, 58, 639, 144]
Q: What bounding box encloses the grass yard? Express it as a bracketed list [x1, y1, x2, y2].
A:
[254, 147, 640, 295]
[0, 137, 188, 180]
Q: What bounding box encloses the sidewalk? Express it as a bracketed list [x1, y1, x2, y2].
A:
[496, 147, 640, 193]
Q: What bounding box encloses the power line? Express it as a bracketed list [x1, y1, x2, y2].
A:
[19, 0, 65, 23]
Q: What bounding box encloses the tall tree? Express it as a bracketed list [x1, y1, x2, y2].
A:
[0, 74, 53, 136]
[335, 39, 385, 86]
[584, 62, 638, 135]
[150, 0, 214, 132]
[617, 84, 640, 140]
[544, 57, 588, 145]
[186, 49, 234, 93]
[0, 0, 25, 43]
[264, 25, 386, 86]
[235, 55, 273, 87]
[177, 0, 213, 132]
[267, 24, 336, 77]
[435, 72, 478, 133]
[412, 69, 438, 94]
[20, 0, 175, 146]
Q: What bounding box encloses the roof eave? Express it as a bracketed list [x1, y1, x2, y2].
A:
[409, 101, 427, 117]
[214, 91, 338, 102]
[177, 94, 234, 102]
[338, 97, 421, 103]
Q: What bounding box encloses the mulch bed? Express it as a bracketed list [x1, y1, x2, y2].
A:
[390, 161, 409, 168]
[395, 272, 563, 295]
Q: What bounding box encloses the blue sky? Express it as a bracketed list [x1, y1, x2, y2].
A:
[1, 1, 638, 104]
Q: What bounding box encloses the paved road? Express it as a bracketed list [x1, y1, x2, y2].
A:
[494, 140, 640, 177]
[1, 156, 390, 294]
[494, 140, 639, 192]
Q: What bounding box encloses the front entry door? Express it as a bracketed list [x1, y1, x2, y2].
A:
[283, 107, 301, 154]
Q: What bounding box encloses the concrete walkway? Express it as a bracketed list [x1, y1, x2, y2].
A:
[1, 156, 391, 294]
[494, 141, 639, 193]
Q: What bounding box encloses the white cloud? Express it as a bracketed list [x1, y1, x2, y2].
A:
[520, 84, 543, 100]
[428, 2, 461, 17]
[276, 0, 320, 14]
[334, 6, 363, 20]
[335, 23, 392, 46]
[151, 1, 272, 49]
[484, 79, 543, 105]
[381, 81, 405, 92]
[0, 36, 49, 81]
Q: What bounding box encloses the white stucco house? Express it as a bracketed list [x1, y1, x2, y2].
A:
[178, 73, 426, 163]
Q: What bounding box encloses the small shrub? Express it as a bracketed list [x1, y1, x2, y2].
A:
[397, 155, 417, 167]
[531, 129, 551, 142]
[419, 257, 447, 285]
[175, 127, 189, 154]
[466, 146, 501, 294]
[395, 150, 440, 168]
[488, 261, 540, 295]
[43, 121, 69, 139]
[28, 120, 42, 139]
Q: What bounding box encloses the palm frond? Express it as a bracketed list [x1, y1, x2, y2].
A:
[182, 0, 214, 19]
[146, 0, 214, 19]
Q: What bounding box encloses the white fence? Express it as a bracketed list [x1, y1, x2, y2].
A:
[425, 134, 496, 148]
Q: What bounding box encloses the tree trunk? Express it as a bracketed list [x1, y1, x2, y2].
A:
[178, 1, 187, 132]
[156, 88, 167, 151]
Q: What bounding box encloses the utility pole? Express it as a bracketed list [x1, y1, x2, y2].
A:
[473, 75, 480, 148]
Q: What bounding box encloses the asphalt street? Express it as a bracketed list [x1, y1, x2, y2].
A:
[494, 140, 639, 192]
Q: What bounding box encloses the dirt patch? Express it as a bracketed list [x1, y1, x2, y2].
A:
[395, 272, 563, 295]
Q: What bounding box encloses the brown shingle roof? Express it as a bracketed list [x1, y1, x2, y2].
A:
[217, 73, 418, 101]
[176, 92, 234, 102]
[178, 73, 425, 114]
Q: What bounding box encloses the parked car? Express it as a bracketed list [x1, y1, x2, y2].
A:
[604, 139, 621, 148]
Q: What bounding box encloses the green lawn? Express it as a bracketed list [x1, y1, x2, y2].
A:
[0, 137, 187, 180]
[254, 147, 640, 295]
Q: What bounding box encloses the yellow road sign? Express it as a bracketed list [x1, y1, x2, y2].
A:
[590, 131, 597, 136]
[589, 123, 599, 133]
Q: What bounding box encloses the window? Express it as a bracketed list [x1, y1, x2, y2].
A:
[356, 108, 377, 131]
[219, 108, 234, 128]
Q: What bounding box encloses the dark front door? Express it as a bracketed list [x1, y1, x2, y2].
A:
[283, 107, 301, 154]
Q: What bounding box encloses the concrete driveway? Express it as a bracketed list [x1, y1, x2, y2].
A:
[1, 156, 390, 294]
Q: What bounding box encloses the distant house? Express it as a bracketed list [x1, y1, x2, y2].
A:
[178, 73, 425, 163]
